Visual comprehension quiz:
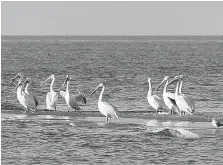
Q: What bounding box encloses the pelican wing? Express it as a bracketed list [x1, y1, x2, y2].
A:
[177, 95, 193, 115]
[75, 94, 87, 105]
[165, 92, 175, 100]
[23, 93, 36, 109]
[148, 95, 167, 110]
[181, 95, 195, 111]
[168, 97, 176, 106]
[46, 91, 58, 109]
[99, 101, 119, 119]
[67, 94, 81, 110]
[33, 96, 39, 107]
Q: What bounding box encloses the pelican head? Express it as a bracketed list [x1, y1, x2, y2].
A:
[40, 74, 55, 86]
[90, 82, 106, 95]
[62, 75, 71, 88]
[155, 76, 170, 91]
[24, 78, 31, 85]
[14, 81, 23, 91]
[9, 72, 24, 85]
[167, 75, 180, 86]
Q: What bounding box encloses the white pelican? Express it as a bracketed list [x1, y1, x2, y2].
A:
[168, 76, 193, 115]
[23, 78, 39, 107]
[61, 75, 81, 112]
[155, 76, 180, 115]
[178, 75, 195, 112]
[14, 78, 37, 112]
[212, 118, 223, 129]
[40, 75, 58, 111]
[147, 78, 167, 114]
[60, 89, 87, 106]
[90, 82, 119, 122]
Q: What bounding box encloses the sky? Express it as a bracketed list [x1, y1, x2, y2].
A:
[1, 1, 223, 35]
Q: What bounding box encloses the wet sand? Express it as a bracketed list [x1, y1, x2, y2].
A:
[2, 101, 223, 122]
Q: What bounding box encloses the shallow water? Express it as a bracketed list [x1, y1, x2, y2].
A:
[1, 36, 223, 164]
[1, 113, 223, 164]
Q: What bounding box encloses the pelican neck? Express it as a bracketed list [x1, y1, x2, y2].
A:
[99, 85, 105, 102]
[50, 78, 55, 92]
[148, 79, 152, 96]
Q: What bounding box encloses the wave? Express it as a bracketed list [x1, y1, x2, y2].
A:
[147, 127, 199, 139]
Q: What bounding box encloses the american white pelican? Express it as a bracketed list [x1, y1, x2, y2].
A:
[155, 76, 180, 115]
[178, 75, 195, 112]
[90, 82, 119, 122]
[147, 78, 167, 114]
[60, 89, 87, 106]
[23, 78, 39, 107]
[40, 75, 58, 111]
[168, 76, 193, 115]
[61, 75, 81, 112]
[212, 118, 223, 129]
[14, 78, 37, 112]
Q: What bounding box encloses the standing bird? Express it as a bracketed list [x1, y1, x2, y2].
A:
[168, 76, 193, 115]
[178, 75, 195, 112]
[212, 118, 223, 129]
[90, 82, 119, 122]
[13, 78, 37, 112]
[155, 76, 180, 115]
[61, 75, 81, 112]
[147, 78, 167, 114]
[23, 78, 39, 107]
[40, 75, 58, 111]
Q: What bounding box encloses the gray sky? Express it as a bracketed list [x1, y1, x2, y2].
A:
[1, 1, 223, 35]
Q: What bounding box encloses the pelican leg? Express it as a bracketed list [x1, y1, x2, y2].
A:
[106, 116, 109, 123]
[54, 104, 56, 112]
[68, 108, 70, 112]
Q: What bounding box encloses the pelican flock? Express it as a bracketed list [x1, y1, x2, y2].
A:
[168, 76, 194, 115]
[40, 74, 58, 111]
[90, 82, 119, 122]
[8, 72, 202, 122]
[9, 73, 38, 112]
[155, 76, 180, 115]
[13, 78, 38, 112]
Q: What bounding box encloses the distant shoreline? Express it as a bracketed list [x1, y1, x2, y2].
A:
[2, 35, 223, 41]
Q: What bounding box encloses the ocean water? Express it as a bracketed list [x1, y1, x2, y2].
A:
[1, 36, 223, 164]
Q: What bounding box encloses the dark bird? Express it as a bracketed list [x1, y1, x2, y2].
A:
[212, 118, 223, 128]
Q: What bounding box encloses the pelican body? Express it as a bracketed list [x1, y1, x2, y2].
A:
[155, 76, 180, 115]
[178, 75, 195, 112]
[60, 88, 87, 106]
[168, 76, 193, 115]
[90, 82, 119, 122]
[14, 78, 37, 112]
[147, 78, 167, 114]
[61, 75, 81, 112]
[40, 75, 58, 111]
